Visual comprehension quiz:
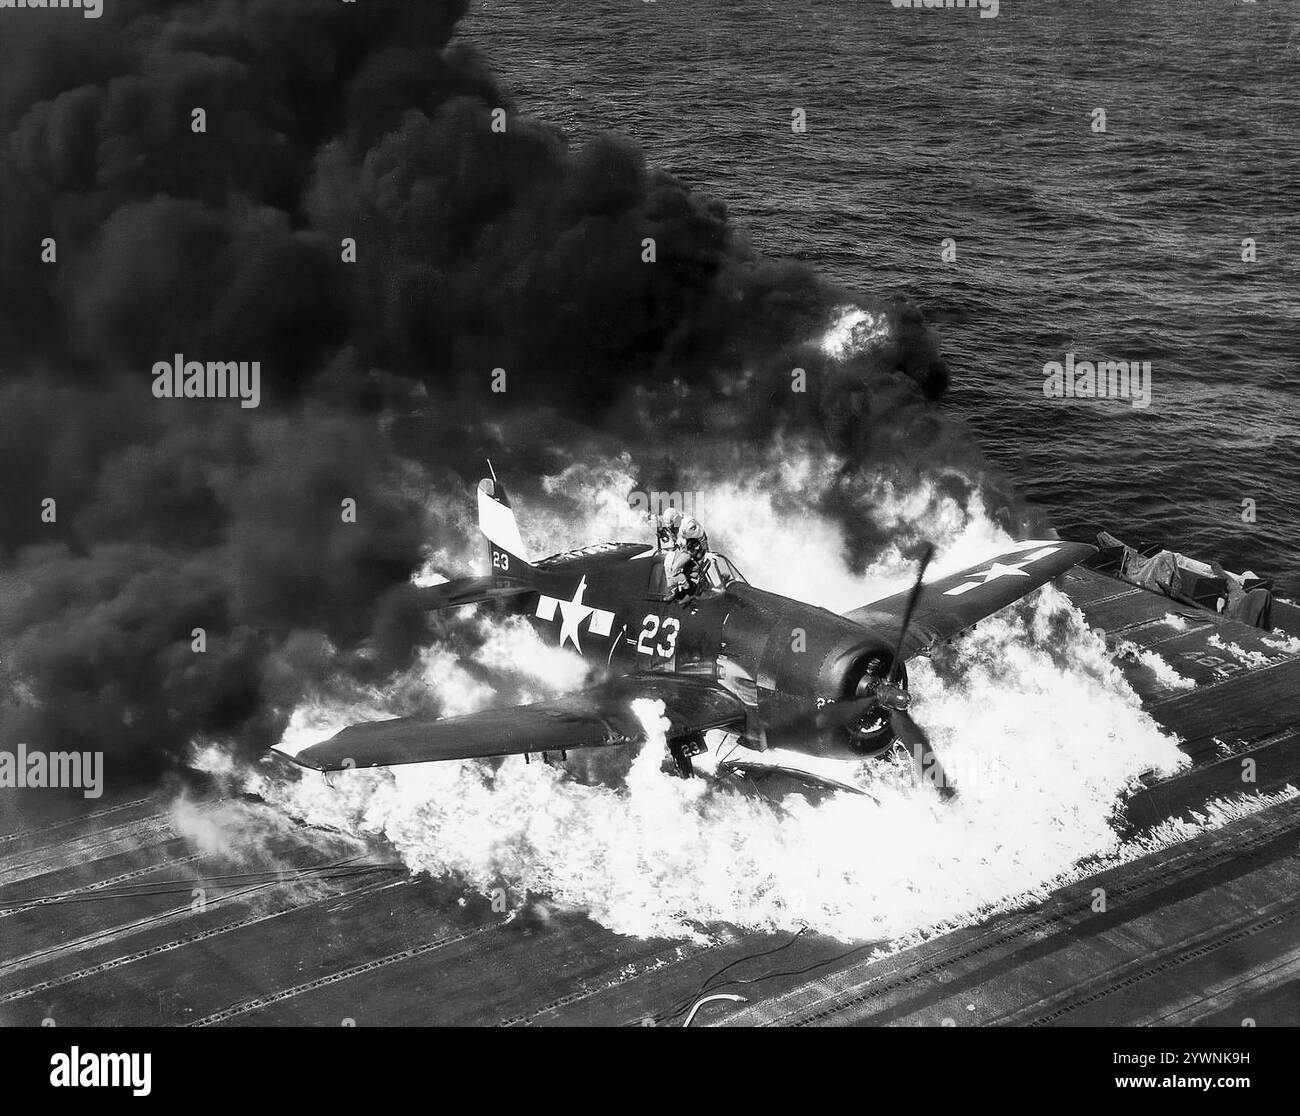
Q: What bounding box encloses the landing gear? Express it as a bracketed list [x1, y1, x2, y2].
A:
[666, 733, 707, 777]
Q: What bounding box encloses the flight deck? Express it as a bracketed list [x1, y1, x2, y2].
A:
[2, 565, 1297, 1027]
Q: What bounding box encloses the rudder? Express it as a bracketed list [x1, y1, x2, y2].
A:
[478, 477, 533, 576]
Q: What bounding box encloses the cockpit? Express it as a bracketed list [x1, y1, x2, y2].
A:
[644, 551, 746, 600]
[701, 554, 746, 590]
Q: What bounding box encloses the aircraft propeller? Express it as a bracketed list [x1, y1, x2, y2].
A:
[766, 543, 956, 799]
[878, 543, 956, 799]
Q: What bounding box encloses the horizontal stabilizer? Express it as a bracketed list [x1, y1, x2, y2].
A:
[414, 576, 534, 611]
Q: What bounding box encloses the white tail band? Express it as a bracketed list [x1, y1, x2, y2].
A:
[478, 484, 530, 563]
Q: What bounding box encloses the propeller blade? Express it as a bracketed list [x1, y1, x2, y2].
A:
[888, 543, 935, 683]
[889, 707, 956, 800]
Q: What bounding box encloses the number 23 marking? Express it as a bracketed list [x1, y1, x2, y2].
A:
[637, 614, 679, 658]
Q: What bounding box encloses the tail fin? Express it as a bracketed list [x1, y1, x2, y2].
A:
[478, 477, 533, 576]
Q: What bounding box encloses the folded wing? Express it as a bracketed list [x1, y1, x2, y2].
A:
[845, 540, 1096, 659]
[283, 674, 747, 772]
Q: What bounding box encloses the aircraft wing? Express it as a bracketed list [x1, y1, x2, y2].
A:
[414, 576, 534, 610]
[844, 540, 1097, 659]
[283, 674, 747, 772]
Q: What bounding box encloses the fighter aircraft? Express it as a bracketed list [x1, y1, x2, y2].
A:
[283, 476, 1095, 797]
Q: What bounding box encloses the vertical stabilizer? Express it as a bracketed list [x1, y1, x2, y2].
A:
[478, 477, 532, 576]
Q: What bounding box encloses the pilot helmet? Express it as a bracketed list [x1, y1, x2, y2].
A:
[679, 516, 704, 541]
[661, 506, 683, 531]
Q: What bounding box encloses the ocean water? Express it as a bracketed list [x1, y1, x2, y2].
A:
[463, 0, 1299, 597]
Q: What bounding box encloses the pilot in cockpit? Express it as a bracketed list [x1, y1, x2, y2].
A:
[678, 515, 709, 564]
[667, 515, 710, 599]
[652, 505, 683, 552]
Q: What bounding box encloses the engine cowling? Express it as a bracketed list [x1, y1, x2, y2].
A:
[820, 642, 905, 755]
[718, 586, 907, 755]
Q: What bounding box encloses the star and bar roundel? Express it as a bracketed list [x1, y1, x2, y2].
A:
[535, 576, 616, 650]
[942, 545, 1060, 596]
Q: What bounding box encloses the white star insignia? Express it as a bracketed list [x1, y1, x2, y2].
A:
[976, 560, 1032, 583]
[944, 546, 1059, 596]
[557, 576, 595, 650]
[535, 578, 615, 651]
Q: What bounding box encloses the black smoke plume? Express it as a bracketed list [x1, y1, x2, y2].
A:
[0, 0, 1025, 784]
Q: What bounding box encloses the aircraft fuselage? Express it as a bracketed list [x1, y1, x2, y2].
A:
[496, 543, 893, 756]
